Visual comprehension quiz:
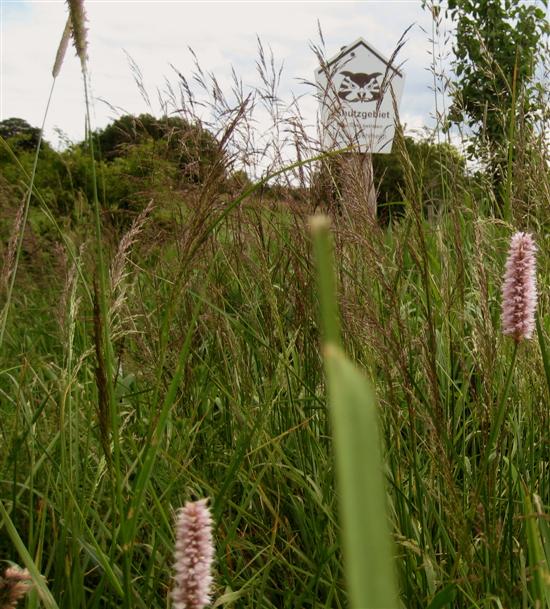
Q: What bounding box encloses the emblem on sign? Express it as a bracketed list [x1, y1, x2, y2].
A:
[337, 71, 383, 103]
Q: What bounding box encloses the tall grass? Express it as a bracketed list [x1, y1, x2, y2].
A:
[0, 4, 549, 609]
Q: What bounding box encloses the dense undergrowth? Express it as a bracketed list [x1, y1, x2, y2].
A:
[0, 2, 549, 608]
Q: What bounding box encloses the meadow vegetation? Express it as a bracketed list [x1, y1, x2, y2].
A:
[0, 1, 549, 608]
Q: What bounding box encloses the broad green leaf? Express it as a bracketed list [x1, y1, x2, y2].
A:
[324, 344, 399, 609]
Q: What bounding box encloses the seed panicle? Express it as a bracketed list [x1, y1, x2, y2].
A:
[66, 0, 88, 72]
[52, 16, 72, 78]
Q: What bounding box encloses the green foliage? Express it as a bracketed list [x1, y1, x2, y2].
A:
[0, 117, 41, 151]
[374, 136, 466, 217]
[445, 0, 547, 134]
[0, 114, 228, 230]
[441, 0, 548, 183]
[312, 137, 467, 221]
[92, 112, 224, 183]
[0, 131, 76, 217]
[2, 175, 548, 608]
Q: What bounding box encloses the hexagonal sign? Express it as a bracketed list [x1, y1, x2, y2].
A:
[315, 38, 405, 154]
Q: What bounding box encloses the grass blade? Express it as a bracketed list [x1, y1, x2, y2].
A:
[521, 486, 550, 607]
[324, 345, 399, 609]
[311, 214, 399, 609]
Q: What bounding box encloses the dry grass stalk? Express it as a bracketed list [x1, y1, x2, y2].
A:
[111, 199, 155, 296]
[56, 242, 84, 353]
[1, 196, 26, 295]
[108, 200, 155, 379]
[93, 277, 111, 464]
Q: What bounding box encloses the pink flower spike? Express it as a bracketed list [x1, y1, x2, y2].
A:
[0, 565, 33, 609]
[501, 231, 538, 342]
[172, 499, 214, 609]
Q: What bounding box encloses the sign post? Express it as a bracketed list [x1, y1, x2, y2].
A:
[315, 38, 405, 217]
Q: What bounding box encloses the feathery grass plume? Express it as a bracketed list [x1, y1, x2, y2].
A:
[0, 566, 33, 609]
[110, 200, 154, 296]
[172, 499, 214, 609]
[52, 16, 72, 78]
[1, 196, 25, 294]
[66, 0, 87, 71]
[501, 231, 537, 342]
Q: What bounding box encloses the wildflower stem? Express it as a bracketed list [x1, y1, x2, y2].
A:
[486, 341, 519, 466]
[536, 313, 550, 401]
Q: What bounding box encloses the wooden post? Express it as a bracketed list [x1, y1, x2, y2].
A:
[362, 153, 377, 218]
[339, 152, 377, 219]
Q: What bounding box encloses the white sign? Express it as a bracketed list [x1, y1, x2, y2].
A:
[315, 38, 405, 154]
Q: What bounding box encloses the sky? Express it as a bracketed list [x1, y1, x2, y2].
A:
[0, 0, 454, 150]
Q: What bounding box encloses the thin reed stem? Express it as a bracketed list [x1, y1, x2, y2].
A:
[475, 341, 519, 501]
[0, 79, 56, 348]
[80, 65, 129, 608]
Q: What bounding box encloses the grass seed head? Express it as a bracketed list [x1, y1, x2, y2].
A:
[52, 16, 72, 78]
[66, 0, 88, 72]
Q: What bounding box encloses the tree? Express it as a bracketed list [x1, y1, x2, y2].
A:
[375, 138, 465, 216]
[0, 117, 42, 151]
[91, 113, 224, 184]
[440, 0, 548, 199]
